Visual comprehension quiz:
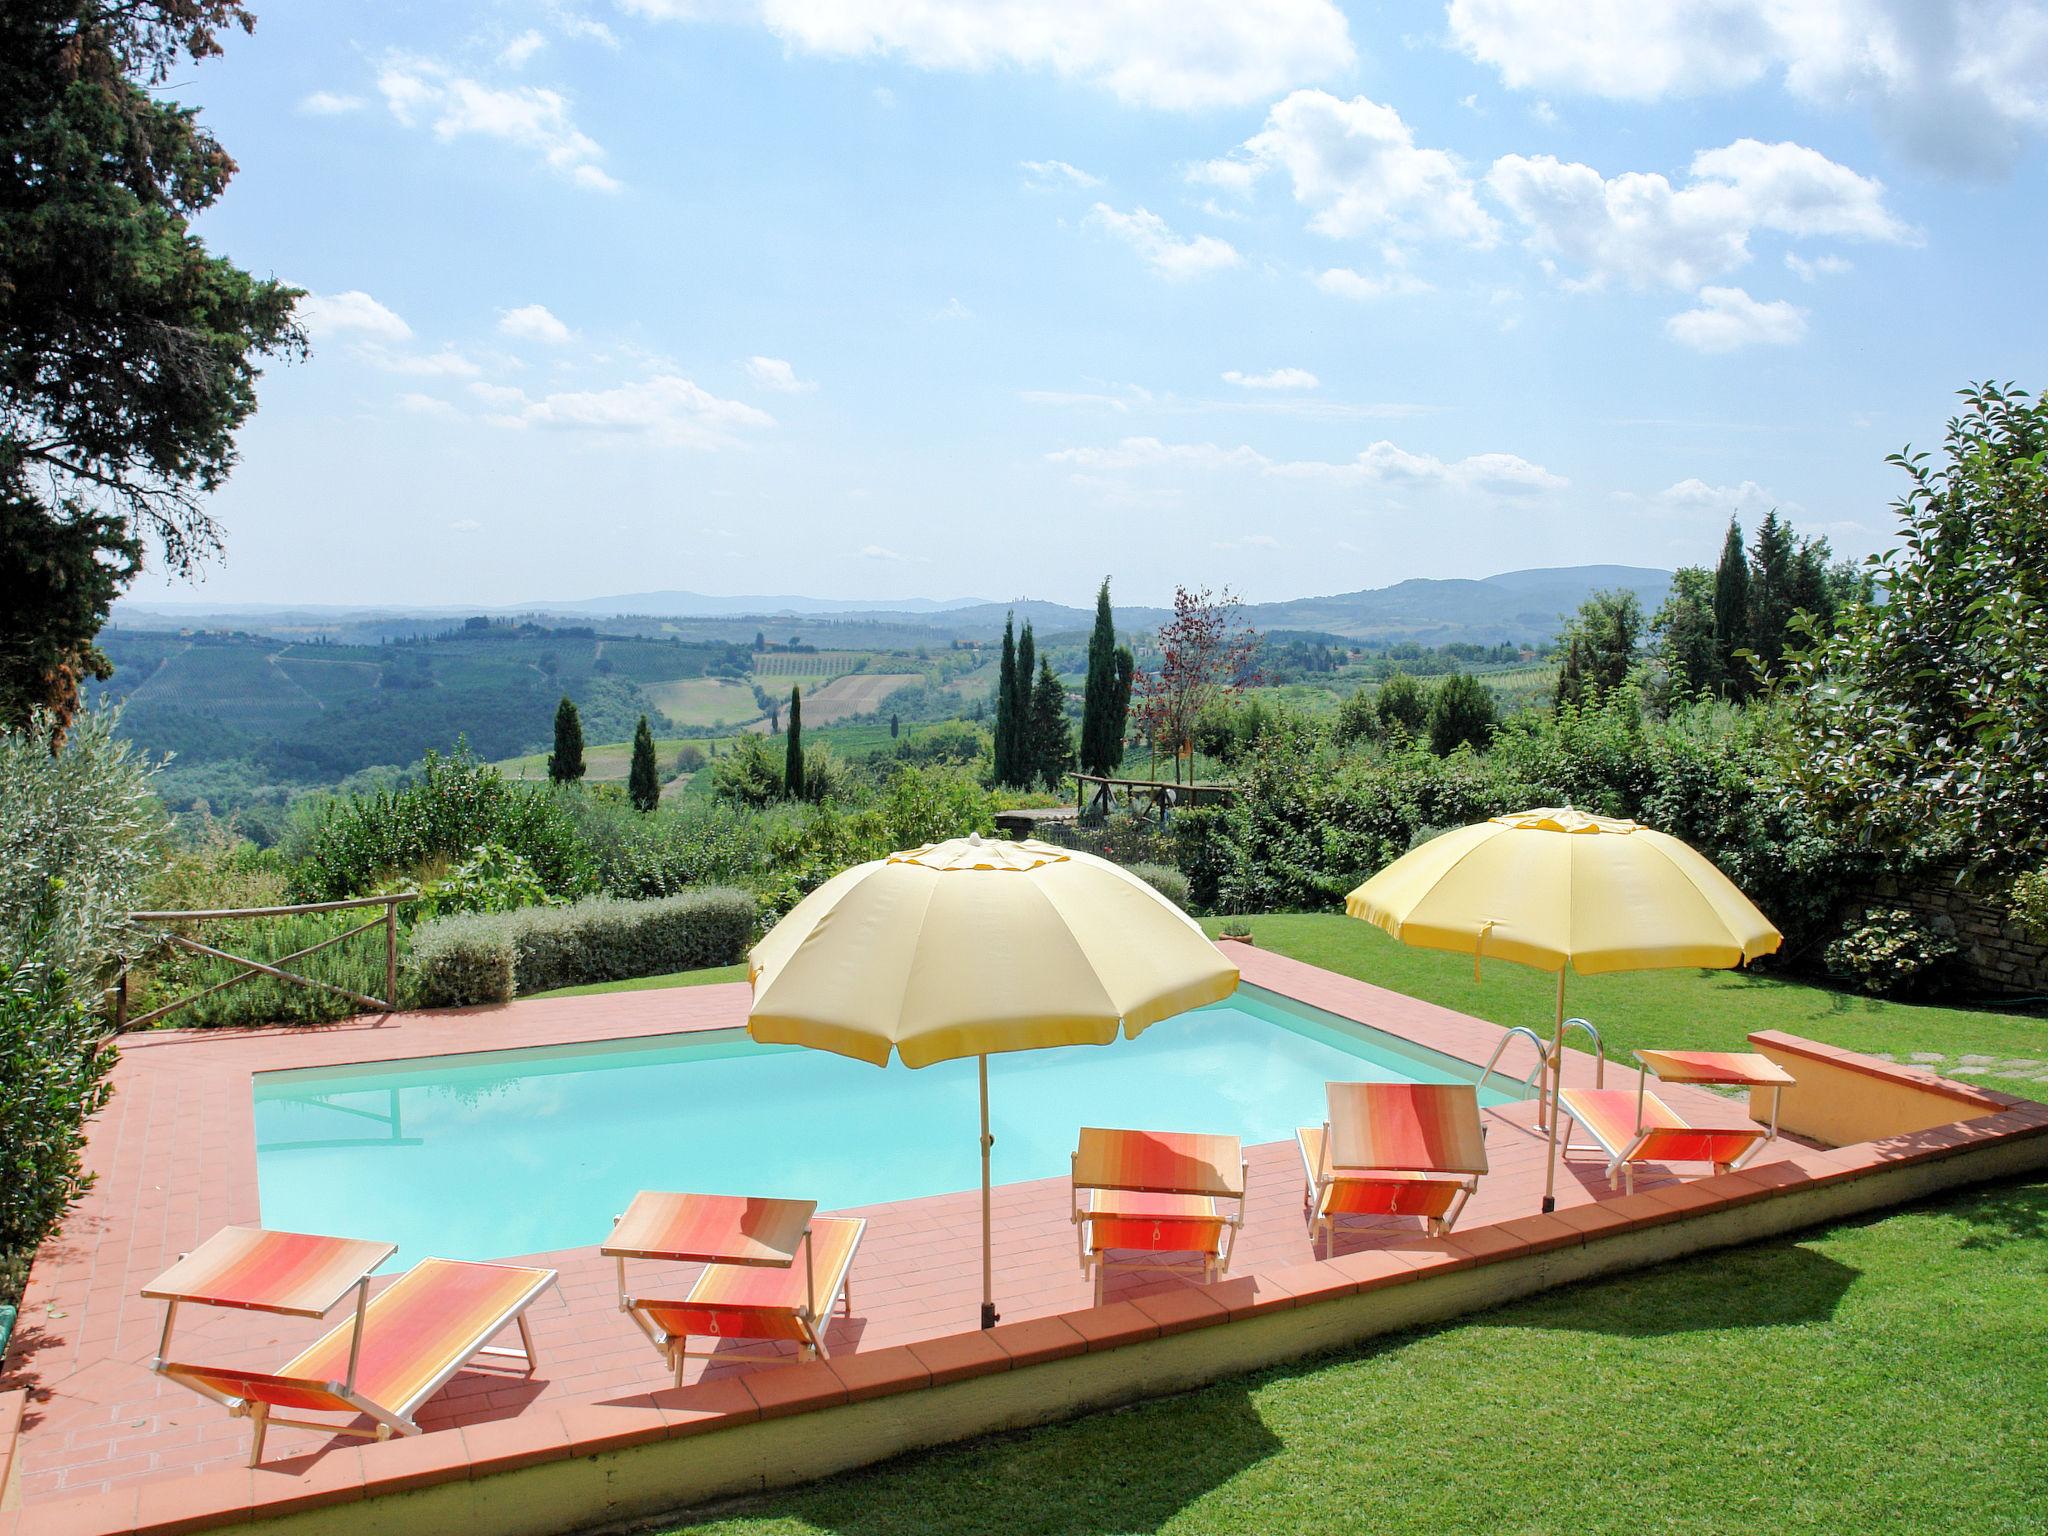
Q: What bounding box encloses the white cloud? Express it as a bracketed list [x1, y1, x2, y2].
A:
[499, 29, 548, 67]
[370, 347, 483, 378]
[1785, 251, 1853, 282]
[1223, 368, 1319, 390]
[549, 5, 620, 48]
[1638, 477, 1792, 519]
[659, 0, 1355, 111]
[1487, 138, 1912, 291]
[297, 291, 412, 342]
[872, 84, 897, 108]
[1316, 266, 1434, 300]
[497, 303, 574, 344]
[449, 517, 484, 533]
[858, 543, 908, 561]
[1665, 286, 1809, 352]
[397, 393, 459, 417]
[1214, 533, 1282, 549]
[745, 356, 818, 393]
[1021, 158, 1104, 189]
[1194, 90, 1498, 246]
[1018, 383, 1154, 410]
[1086, 204, 1242, 280]
[299, 90, 366, 115]
[377, 55, 619, 191]
[468, 381, 528, 407]
[1530, 98, 1559, 127]
[1446, 0, 2048, 178]
[1048, 436, 1566, 494]
[510, 374, 775, 447]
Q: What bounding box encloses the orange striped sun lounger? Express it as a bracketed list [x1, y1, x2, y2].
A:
[1556, 1085, 1773, 1195]
[1071, 1128, 1248, 1300]
[143, 1227, 555, 1466]
[604, 1192, 866, 1385]
[1297, 1083, 1489, 1256]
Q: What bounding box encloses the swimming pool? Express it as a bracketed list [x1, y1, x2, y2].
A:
[252, 985, 1521, 1267]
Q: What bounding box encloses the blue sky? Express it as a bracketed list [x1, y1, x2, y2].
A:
[140, 0, 2048, 610]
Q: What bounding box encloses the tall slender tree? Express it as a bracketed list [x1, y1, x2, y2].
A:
[1029, 660, 1073, 789]
[1711, 516, 1751, 697]
[993, 612, 1018, 784]
[784, 686, 805, 800]
[1080, 578, 1134, 776]
[1013, 618, 1037, 783]
[547, 696, 585, 783]
[627, 715, 660, 811]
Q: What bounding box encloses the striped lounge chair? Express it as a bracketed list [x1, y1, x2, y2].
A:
[1558, 1051, 1788, 1193]
[145, 1227, 555, 1466]
[1071, 1127, 1248, 1300]
[1297, 1082, 1489, 1256]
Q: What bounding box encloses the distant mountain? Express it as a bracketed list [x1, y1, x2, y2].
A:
[1239, 565, 1671, 645]
[115, 564, 1670, 648]
[528, 590, 988, 618]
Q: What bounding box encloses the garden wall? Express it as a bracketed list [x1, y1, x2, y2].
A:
[1860, 862, 2048, 998]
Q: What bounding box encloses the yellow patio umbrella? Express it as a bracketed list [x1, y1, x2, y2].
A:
[747, 833, 1240, 1328]
[1346, 807, 1781, 1211]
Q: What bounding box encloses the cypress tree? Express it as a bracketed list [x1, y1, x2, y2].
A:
[1109, 645, 1133, 772]
[1747, 510, 1798, 679]
[1011, 621, 1037, 789]
[889, 712, 899, 739]
[1029, 659, 1073, 789]
[993, 612, 1018, 784]
[784, 686, 805, 800]
[1712, 516, 1750, 697]
[1080, 578, 1117, 776]
[627, 715, 660, 811]
[547, 695, 585, 784]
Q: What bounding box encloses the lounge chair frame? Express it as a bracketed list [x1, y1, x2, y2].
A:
[153, 1260, 555, 1466]
[1069, 1129, 1248, 1302]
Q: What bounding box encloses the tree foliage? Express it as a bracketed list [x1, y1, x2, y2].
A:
[548, 696, 585, 784]
[1554, 589, 1643, 708]
[1652, 566, 1718, 701]
[1028, 659, 1073, 790]
[1786, 381, 2048, 865]
[1079, 578, 1134, 777]
[1, 1, 302, 733]
[784, 686, 805, 800]
[1133, 586, 1258, 773]
[628, 715, 660, 812]
[1427, 673, 1498, 756]
[992, 612, 1018, 785]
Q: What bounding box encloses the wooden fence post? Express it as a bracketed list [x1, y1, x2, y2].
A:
[384, 899, 398, 1011]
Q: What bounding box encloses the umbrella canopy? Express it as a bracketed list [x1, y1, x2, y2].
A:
[1347, 807, 1781, 976]
[1345, 807, 1781, 1210]
[747, 833, 1239, 1326]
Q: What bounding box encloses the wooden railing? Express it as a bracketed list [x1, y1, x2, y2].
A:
[114, 893, 416, 1031]
[1071, 772, 1239, 824]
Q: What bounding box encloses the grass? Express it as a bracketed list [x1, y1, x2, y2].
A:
[529, 962, 747, 998]
[647, 677, 762, 728]
[1205, 913, 2048, 1100]
[653, 1176, 2048, 1535]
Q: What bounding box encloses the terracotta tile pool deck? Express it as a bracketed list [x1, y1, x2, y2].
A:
[1, 946, 1813, 1512]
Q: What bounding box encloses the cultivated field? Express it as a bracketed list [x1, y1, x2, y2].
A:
[747, 671, 920, 730]
[646, 676, 762, 728]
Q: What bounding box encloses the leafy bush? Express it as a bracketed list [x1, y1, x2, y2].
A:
[1824, 906, 1961, 998]
[1, 914, 117, 1303]
[412, 843, 554, 922]
[1428, 673, 1498, 755]
[1, 705, 163, 985]
[1126, 861, 1192, 910]
[405, 913, 516, 1007]
[2008, 867, 2048, 941]
[288, 747, 593, 901]
[406, 888, 755, 1003]
[710, 735, 784, 806]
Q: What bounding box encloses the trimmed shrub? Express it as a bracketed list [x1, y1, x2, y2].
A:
[504, 889, 755, 994]
[405, 914, 516, 1008]
[1126, 861, 1193, 911]
[406, 888, 755, 1004]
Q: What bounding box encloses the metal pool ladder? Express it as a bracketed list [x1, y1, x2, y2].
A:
[1477, 1019, 1606, 1133]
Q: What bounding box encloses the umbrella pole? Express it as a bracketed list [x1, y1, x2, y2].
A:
[1542, 968, 1565, 1213]
[979, 1054, 998, 1330]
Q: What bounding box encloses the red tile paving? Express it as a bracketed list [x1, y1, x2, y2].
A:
[1, 945, 1808, 1510]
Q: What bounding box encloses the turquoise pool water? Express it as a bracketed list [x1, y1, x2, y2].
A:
[252, 985, 1518, 1268]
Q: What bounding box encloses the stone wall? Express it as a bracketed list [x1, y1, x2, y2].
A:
[1863, 864, 2048, 998]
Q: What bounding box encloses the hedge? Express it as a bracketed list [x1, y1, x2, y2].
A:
[406, 887, 755, 1006]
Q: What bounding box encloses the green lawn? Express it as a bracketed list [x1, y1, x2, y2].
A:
[530, 962, 747, 998]
[1205, 913, 2048, 1100]
[657, 1177, 2048, 1536]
